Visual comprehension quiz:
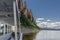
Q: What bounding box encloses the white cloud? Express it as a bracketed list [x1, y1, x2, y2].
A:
[47, 19, 51, 22]
[36, 18, 60, 28]
[36, 18, 44, 21]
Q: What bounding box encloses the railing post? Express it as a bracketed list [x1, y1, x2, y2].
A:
[7, 25, 8, 33]
[13, 1, 18, 40]
[4, 24, 6, 35]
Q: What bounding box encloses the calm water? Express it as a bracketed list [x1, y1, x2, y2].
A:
[22, 30, 60, 40]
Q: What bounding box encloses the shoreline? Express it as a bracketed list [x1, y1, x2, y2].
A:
[21, 28, 40, 34]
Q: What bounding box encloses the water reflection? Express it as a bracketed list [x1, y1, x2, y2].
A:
[22, 30, 60, 40]
[22, 33, 37, 40]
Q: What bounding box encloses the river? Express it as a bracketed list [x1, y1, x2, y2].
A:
[22, 30, 60, 40]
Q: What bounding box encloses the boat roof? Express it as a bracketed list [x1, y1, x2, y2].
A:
[0, 0, 15, 2]
[0, 2, 14, 26]
[0, 2, 13, 12]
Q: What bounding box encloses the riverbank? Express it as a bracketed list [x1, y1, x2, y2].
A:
[21, 28, 40, 34]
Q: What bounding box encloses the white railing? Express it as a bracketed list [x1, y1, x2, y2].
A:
[0, 23, 22, 40]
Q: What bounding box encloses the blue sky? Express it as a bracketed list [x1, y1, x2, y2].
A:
[23, 0, 60, 21]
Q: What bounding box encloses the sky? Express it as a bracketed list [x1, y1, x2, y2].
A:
[23, 0, 60, 21]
